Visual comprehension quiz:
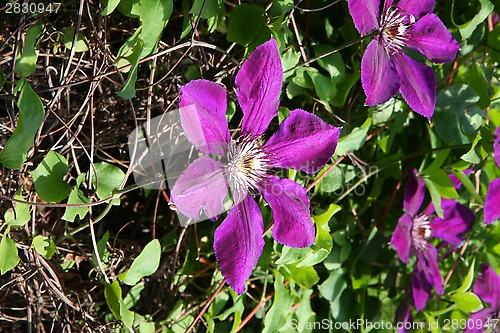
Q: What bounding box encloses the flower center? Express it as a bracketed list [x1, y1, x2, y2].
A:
[411, 214, 432, 251]
[225, 136, 271, 195]
[379, 6, 415, 54]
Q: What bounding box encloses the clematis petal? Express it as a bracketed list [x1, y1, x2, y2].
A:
[412, 246, 443, 311]
[430, 202, 474, 247]
[171, 156, 228, 221]
[494, 126, 500, 168]
[397, 0, 435, 19]
[214, 196, 265, 294]
[235, 38, 282, 137]
[412, 260, 433, 311]
[394, 297, 413, 333]
[361, 40, 401, 106]
[406, 14, 460, 63]
[423, 245, 444, 295]
[404, 169, 425, 216]
[261, 176, 315, 247]
[347, 0, 380, 35]
[463, 309, 496, 333]
[473, 264, 500, 310]
[485, 178, 500, 224]
[263, 109, 341, 174]
[390, 214, 413, 264]
[179, 80, 230, 155]
[392, 52, 436, 119]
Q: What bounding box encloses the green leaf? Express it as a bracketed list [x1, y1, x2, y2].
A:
[190, 0, 224, 19]
[123, 282, 145, 309]
[309, 72, 337, 103]
[458, 0, 494, 40]
[105, 281, 123, 320]
[0, 235, 20, 275]
[335, 117, 372, 156]
[92, 162, 126, 204]
[318, 269, 346, 302]
[262, 274, 293, 333]
[227, 4, 271, 51]
[423, 169, 459, 199]
[115, 27, 142, 73]
[139, 0, 173, 56]
[62, 183, 90, 222]
[15, 23, 44, 77]
[139, 320, 155, 333]
[458, 63, 492, 109]
[30, 151, 71, 203]
[287, 265, 319, 289]
[117, 38, 143, 99]
[62, 27, 89, 52]
[317, 164, 356, 194]
[226, 101, 236, 122]
[117, 0, 172, 99]
[0, 81, 45, 170]
[422, 149, 450, 174]
[292, 68, 315, 89]
[434, 84, 481, 145]
[102, 0, 121, 15]
[461, 133, 482, 164]
[422, 176, 444, 218]
[119, 299, 135, 328]
[4, 190, 31, 228]
[293, 289, 316, 333]
[455, 259, 476, 293]
[31, 235, 56, 260]
[117, 0, 141, 17]
[281, 48, 300, 81]
[451, 292, 483, 312]
[92, 231, 110, 268]
[122, 239, 161, 285]
[332, 70, 360, 107]
[313, 45, 345, 81]
[277, 204, 339, 268]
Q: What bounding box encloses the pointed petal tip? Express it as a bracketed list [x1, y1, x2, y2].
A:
[236, 38, 283, 136]
[406, 14, 460, 64]
[348, 0, 381, 36]
[213, 197, 265, 297]
[262, 177, 316, 248]
[264, 110, 342, 174]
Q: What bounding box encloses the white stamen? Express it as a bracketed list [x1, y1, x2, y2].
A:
[379, 6, 415, 54]
[411, 214, 432, 251]
[224, 136, 271, 195]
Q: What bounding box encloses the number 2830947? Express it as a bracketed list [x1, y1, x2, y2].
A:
[4, 2, 62, 15]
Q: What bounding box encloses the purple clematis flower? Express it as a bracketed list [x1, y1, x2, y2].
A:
[348, 0, 460, 119]
[171, 38, 342, 294]
[484, 126, 500, 224]
[464, 264, 500, 333]
[390, 169, 474, 311]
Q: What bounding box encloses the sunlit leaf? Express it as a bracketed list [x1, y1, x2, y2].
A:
[30, 151, 71, 203]
[122, 239, 161, 285]
[0, 81, 45, 170]
[4, 190, 31, 228]
[0, 235, 20, 275]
